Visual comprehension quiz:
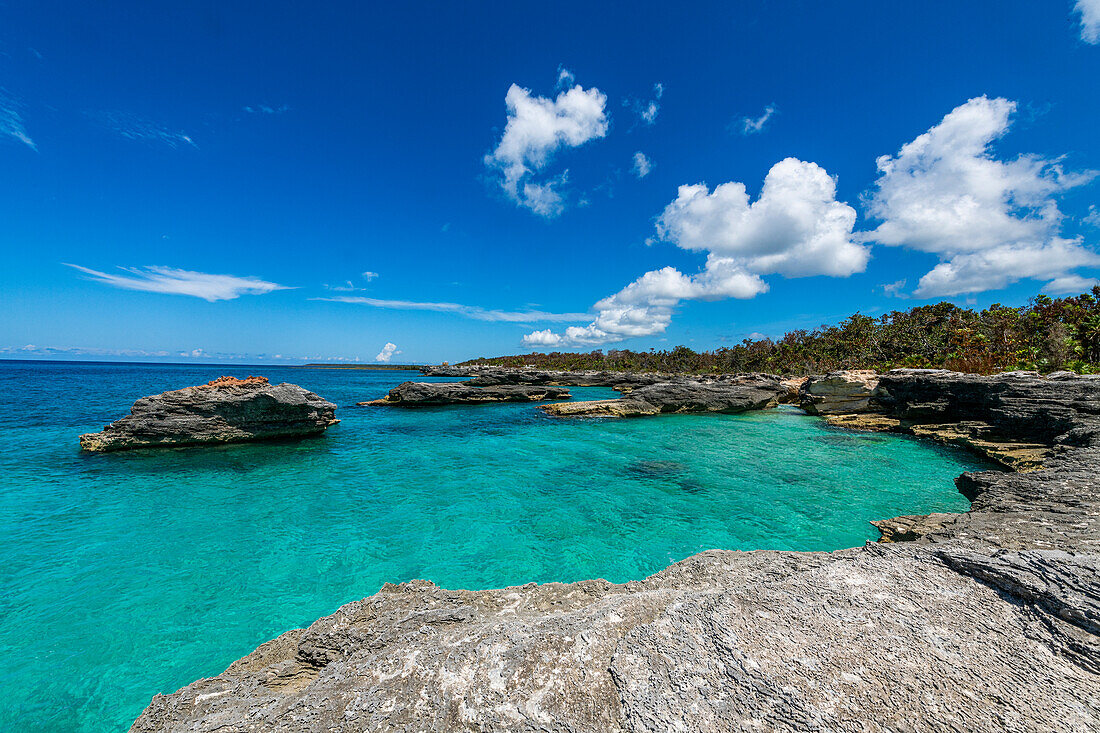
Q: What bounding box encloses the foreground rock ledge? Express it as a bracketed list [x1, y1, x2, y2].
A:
[131, 371, 1100, 731]
[80, 376, 338, 452]
[363, 381, 571, 406]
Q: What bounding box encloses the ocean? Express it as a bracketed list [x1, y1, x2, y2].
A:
[0, 360, 987, 731]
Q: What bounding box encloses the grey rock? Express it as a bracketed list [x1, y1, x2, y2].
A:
[873, 369, 1100, 447]
[131, 545, 1100, 732]
[79, 376, 338, 452]
[364, 381, 571, 406]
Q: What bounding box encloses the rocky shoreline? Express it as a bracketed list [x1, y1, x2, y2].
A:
[131, 368, 1100, 731]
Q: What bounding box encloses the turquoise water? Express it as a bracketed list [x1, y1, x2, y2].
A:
[0, 361, 988, 731]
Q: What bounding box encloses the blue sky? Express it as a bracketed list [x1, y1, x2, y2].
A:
[2, 1, 1099, 364]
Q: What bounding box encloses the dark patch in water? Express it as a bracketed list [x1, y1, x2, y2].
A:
[627, 459, 688, 478]
[675, 478, 708, 494]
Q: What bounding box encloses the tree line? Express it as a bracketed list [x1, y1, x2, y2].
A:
[459, 288, 1100, 375]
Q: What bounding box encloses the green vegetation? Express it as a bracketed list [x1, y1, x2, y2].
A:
[460, 288, 1100, 375]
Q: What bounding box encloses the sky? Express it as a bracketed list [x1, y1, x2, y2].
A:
[2, 0, 1099, 365]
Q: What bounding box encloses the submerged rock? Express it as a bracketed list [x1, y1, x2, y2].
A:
[79, 376, 338, 452]
[363, 381, 571, 406]
[540, 376, 785, 418]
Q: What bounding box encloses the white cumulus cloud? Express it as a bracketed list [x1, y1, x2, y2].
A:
[524, 158, 863, 347]
[657, 158, 867, 278]
[484, 74, 608, 217]
[632, 151, 652, 178]
[865, 95, 1098, 297]
[65, 264, 290, 301]
[375, 342, 400, 362]
[1077, 0, 1100, 43]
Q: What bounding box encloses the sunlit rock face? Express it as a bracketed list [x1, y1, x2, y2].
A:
[800, 370, 881, 415]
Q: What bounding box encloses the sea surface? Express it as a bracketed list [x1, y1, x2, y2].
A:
[0, 360, 991, 731]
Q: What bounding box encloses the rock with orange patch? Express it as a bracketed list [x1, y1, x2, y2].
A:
[79, 376, 337, 452]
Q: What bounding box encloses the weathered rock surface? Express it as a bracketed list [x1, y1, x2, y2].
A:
[363, 381, 571, 406]
[539, 376, 785, 418]
[79, 376, 338, 452]
[132, 545, 1100, 731]
[799, 369, 880, 414]
[131, 370, 1100, 732]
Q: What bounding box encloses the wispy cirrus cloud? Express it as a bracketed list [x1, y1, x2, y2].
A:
[88, 110, 198, 148]
[243, 104, 290, 115]
[316, 296, 590, 323]
[0, 90, 36, 150]
[65, 264, 291, 301]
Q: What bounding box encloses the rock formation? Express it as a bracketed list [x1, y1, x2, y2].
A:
[811, 368, 1100, 470]
[799, 369, 880, 414]
[539, 376, 785, 418]
[79, 376, 338, 452]
[363, 382, 571, 406]
[131, 370, 1100, 732]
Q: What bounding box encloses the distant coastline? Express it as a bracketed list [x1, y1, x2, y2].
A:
[297, 363, 425, 370]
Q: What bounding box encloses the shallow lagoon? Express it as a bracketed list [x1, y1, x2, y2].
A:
[0, 361, 990, 731]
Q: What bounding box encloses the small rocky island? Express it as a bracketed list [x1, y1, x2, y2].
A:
[132, 367, 1100, 731]
[80, 376, 338, 452]
[362, 381, 571, 406]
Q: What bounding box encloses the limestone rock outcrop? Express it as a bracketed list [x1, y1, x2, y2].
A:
[363, 381, 571, 406]
[79, 377, 338, 452]
[799, 370, 880, 414]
